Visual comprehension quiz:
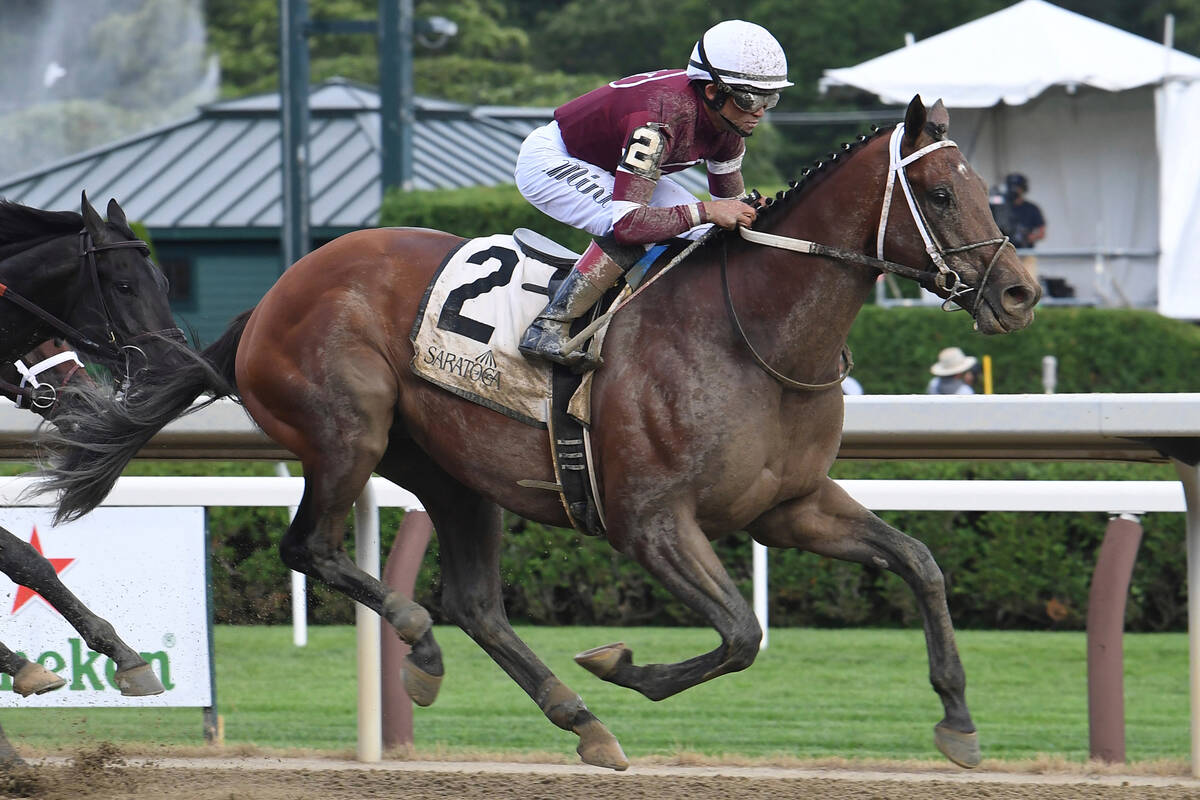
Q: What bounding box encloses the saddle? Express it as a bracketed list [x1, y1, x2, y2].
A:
[409, 228, 691, 536]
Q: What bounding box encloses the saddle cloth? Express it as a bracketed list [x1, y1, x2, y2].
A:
[410, 232, 578, 427]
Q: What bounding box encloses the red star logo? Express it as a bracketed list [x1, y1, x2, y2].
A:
[10, 527, 74, 615]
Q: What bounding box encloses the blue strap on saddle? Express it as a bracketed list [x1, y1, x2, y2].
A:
[625, 244, 668, 291]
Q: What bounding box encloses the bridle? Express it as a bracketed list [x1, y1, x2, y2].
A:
[728, 122, 1012, 390]
[738, 123, 1011, 312]
[874, 123, 1011, 313]
[0, 228, 186, 377]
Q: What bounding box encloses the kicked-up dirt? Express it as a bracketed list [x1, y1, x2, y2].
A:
[3, 746, 1200, 800]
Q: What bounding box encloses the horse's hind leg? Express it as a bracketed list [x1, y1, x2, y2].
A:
[376, 450, 627, 770]
[0, 641, 65, 697]
[246, 345, 443, 704]
[576, 509, 762, 702]
[0, 528, 162, 696]
[282, 484, 443, 704]
[750, 477, 978, 768]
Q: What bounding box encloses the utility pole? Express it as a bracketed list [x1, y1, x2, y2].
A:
[278, 1, 449, 271]
[379, 0, 415, 192]
[279, 0, 311, 272]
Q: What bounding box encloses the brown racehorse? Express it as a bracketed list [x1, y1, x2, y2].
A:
[40, 97, 1040, 769]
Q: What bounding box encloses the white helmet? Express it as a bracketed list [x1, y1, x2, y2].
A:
[686, 20, 793, 92]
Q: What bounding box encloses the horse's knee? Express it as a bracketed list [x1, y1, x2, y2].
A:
[278, 533, 311, 573]
[441, 592, 502, 640]
[721, 624, 762, 673]
[906, 540, 947, 595]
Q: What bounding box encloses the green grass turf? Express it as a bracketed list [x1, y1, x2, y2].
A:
[0, 625, 1188, 764]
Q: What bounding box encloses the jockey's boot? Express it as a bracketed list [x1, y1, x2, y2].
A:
[519, 240, 624, 372]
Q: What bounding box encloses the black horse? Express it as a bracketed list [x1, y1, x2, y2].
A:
[0, 193, 185, 702]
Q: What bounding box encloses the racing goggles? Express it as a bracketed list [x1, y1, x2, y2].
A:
[725, 85, 780, 113]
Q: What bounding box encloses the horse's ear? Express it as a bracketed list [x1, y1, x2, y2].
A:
[903, 95, 927, 146]
[81, 191, 104, 238]
[106, 198, 130, 232]
[926, 99, 949, 140]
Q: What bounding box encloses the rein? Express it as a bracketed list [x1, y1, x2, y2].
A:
[741, 124, 1011, 309]
[566, 123, 1012, 392]
[720, 238, 853, 391]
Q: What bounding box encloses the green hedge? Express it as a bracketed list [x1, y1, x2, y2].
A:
[211, 190, 1200, 631]
[847, 305, 1200, 394]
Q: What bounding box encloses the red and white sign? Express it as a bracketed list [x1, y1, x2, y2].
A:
[0, 507, 211, 708]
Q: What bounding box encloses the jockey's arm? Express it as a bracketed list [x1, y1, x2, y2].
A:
[608, 127, 758, 245]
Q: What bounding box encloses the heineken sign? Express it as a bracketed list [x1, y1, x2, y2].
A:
[0, 507, 211, 708]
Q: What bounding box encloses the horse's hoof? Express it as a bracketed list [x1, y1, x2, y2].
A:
[575, 642, 630, 680]
[114, 663, 165, 696]
[402, 654, 443, 707]
[12, 662, 66, 697]
[574, 718, 629, 771]
[934, 723, 981, 768]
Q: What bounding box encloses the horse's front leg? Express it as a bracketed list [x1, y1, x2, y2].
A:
[0, 528, 162, 696]
[750, 477, 979, 768]
[576, 507, 762, 701]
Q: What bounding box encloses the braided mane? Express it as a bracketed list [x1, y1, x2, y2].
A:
[755, 125, 889, 224]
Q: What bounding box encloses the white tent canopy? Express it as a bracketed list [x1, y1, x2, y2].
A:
[821, 0, 1200, 318]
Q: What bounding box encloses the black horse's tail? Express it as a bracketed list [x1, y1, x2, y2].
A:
[38, 308, 255, 523]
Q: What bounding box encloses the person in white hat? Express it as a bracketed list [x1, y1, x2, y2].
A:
[926, 347, 978, 395]
[514, 19, 792, 371]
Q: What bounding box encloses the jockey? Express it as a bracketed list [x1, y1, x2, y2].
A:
[514, 19, 792, 371]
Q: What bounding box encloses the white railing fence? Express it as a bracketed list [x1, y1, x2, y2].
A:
[0, 394, 1196, 770]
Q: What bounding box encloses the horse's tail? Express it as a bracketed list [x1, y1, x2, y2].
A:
[37, 308, 255, 523]
[201, 307, 252, 391]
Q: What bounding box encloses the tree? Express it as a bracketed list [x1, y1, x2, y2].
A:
[0, 0, 214, 180]
[203, 0, 603, 105]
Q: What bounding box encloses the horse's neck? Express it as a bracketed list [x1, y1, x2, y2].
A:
[730, 168, 883, 377]
[0, 237, 79, 356]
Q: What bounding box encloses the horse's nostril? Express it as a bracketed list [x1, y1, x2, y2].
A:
[1001, 280, 1041, 313]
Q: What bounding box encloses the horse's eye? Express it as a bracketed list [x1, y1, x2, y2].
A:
[113, 282, 134, 296]
[929, 187, 952, 207]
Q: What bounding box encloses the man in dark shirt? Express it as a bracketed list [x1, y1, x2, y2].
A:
[514, 19, 791, 371]
[995, 173, 1046, 249]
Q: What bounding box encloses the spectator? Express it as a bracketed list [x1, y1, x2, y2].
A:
[992, 172, 1046, 249]
[926, 347, 977, 395]
[990, 172, 1046, 282]
[842, 375, 864, 395]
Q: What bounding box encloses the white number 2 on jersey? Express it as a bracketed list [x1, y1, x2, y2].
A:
[620, 125, 666, 179]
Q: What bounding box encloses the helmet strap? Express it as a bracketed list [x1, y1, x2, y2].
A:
[700, 83, 754, 138]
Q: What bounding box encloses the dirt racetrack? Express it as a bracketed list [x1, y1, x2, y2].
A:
[5, 750, 1200, 800]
